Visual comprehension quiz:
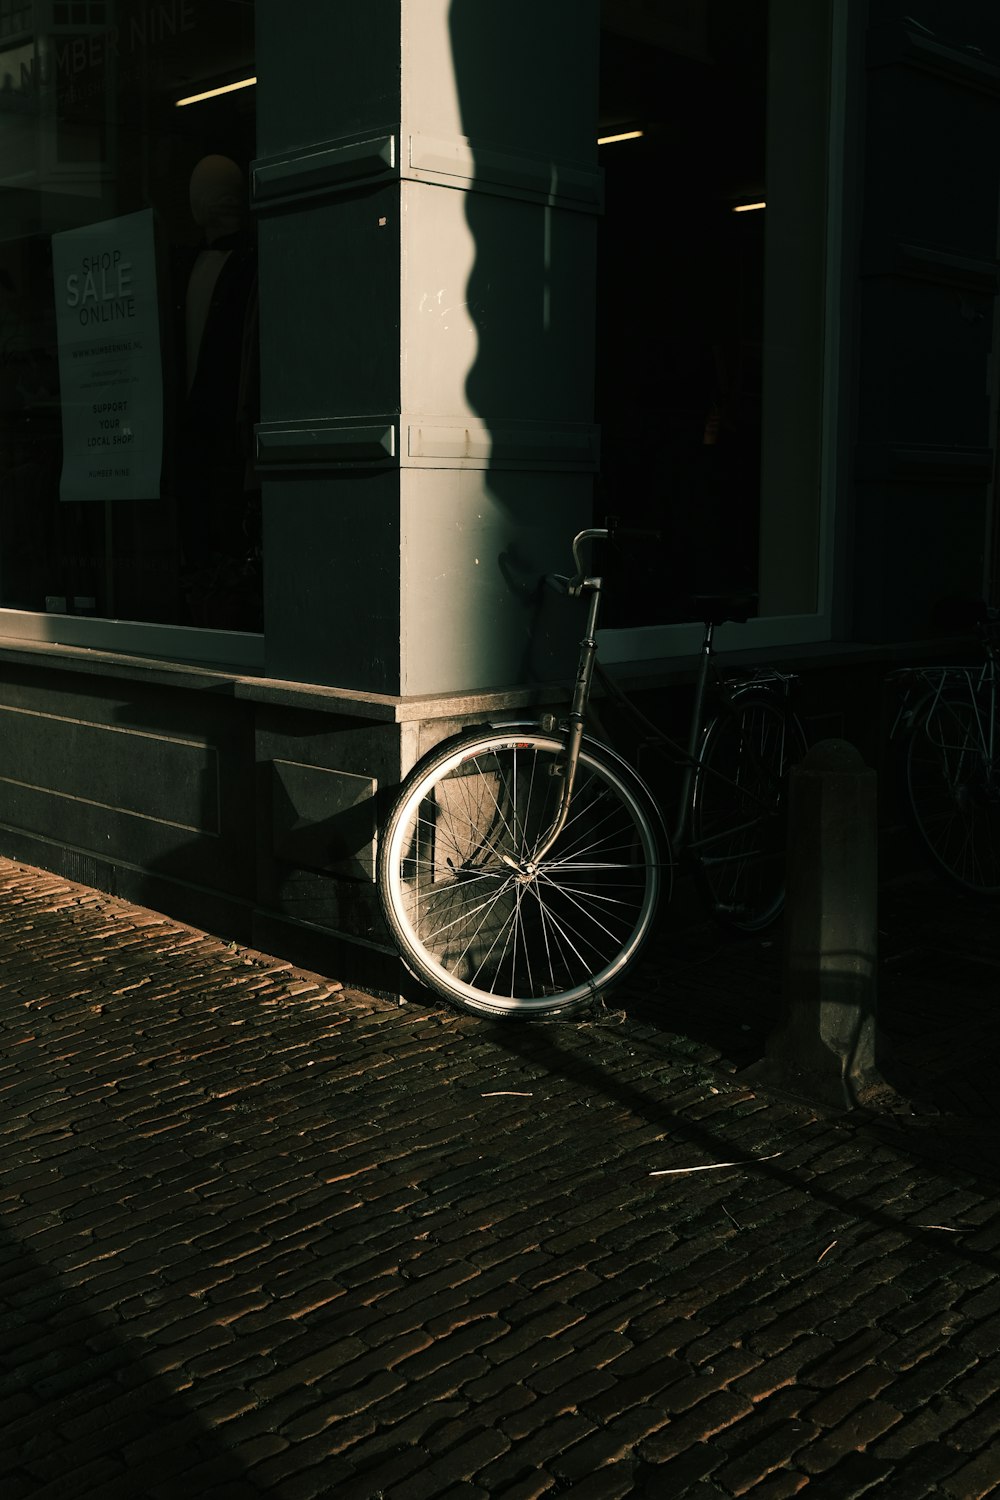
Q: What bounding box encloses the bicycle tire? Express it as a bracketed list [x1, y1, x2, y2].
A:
[689, 692, 807, 932]
[377, 728, 664, 1018]
[902, 688, 1000, 895]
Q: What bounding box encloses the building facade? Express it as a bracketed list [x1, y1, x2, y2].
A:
[0, 0, 998, 986]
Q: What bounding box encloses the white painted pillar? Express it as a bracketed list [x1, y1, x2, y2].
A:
[255, 0, 601, 696]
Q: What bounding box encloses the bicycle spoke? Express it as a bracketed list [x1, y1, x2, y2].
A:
[689, 695, 805, 931]
[905, 691, 1000, 894]
[380, 733, 661, 1012]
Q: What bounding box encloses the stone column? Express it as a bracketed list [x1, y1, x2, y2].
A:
[253, 0, 601, 702]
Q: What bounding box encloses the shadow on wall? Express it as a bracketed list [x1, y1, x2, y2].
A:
[444, 0, 595, 689]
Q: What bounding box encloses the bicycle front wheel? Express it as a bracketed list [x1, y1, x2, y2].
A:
[689, 693, 807, 932]
[377, 729, 663, 1018]
[902, 690, 1000, 894]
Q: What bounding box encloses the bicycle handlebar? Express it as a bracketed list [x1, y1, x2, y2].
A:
[546, 523, 663, 596]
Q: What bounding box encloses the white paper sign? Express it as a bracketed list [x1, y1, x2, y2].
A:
[52, 209, 163, 502]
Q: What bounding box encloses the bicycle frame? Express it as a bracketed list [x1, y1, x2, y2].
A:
[888, 627, 1000, 895]
[523, 528, 607, 864]
[533, 526, 797, 867]
[671, 626, 796, 852]
[890, 659, 998, 767]
[377, 525, 805, 1013]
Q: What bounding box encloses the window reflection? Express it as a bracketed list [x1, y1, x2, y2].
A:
[597, 0, 831, 628]
[0, 0, 259, 630]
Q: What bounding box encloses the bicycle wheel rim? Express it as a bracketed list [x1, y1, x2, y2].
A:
[379, 732, 661, 1016]
[904, 693, 1000, 895]
[690, 696, 805, 931]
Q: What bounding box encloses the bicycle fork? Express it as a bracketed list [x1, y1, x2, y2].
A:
[672, 622, 716, 849]
[504, 565, 605, 874]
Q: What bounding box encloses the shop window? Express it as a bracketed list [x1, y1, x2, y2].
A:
[597, 0, 835, 637]
[0, 0, 259, 635]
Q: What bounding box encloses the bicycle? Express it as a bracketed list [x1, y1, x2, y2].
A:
[889, 601, 1000, 894]
[377, 525, 808, 1019]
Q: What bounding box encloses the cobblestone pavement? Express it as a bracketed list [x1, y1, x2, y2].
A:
[0, 857, 998, 1498]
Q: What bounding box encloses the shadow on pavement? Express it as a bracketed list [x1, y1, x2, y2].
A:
[620, 872, 1000, 1120]
[484, 1011, 1000, 1272]
[0, 1217, 255, 1497]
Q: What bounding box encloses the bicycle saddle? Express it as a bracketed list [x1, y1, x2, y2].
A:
[677, 593, 759, 626]
[928, 595, 998, 631]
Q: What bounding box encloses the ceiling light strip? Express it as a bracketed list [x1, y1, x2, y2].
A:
[176, 76, 257, 108]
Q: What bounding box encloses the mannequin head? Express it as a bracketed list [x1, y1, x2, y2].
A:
[189, 154, 245, 243]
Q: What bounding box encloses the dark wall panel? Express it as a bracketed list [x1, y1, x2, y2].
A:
[0, 665, 255, 901]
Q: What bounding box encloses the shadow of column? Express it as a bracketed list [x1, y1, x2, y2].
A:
[0, 1216, 256, 1495]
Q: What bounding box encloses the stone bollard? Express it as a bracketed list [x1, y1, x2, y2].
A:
[744, 739, 882, 1111]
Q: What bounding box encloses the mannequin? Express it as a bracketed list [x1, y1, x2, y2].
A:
[175, 154, 260, 628]
[185, 153, 246, 392]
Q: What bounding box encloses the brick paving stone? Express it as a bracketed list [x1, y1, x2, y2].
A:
[243, 1431, 358, 1491]
[0, 1478, 42, 1500]
[565, 1287, 659, 1336]
[798, 1328, 897, 1390]
[294, 1372, 411, 1433]
[424, 1283, 530, 1338]
[142, 1324, 237, 1377]
[941, 1394, 1000, 1454]
[576, 1356, 689, 1425]
[186, 1356, 281, 1407]
[479, 1307, 587, 1365]
[350, 1434, 434, 1494]
[377, 1427, 510, 1498]
[952, 1353, 1000, 1409]
[814, 1450, 899, 1497]
[547, 1464, 634, 1499]
[885, 1317, 966, 1375]
[476, 1414, 597, 1491]
[743, 1308, 834, 1360]
[712, 1417, 821, 1495]
[888, 1346, 979, 1413]
[715, 1387, 812, 1451]
[250, 1337, 370, 1400]
[491, 1374, 602, 1440]
[871, 1396, 971, 1460]
[224, 1431, 291, 1470]
[347, 1441, 432, 1496]
[371, 1353, 492, 1424]
[636, 1389, 754, 1463]
[740, 1471, 810, 1499]
[25, 1454, 129, 1495]
[729, 1337, 832, 1405]
[955, 1314, 1000, 1359]
[804, 1365, 897, 1427]
[880, 1441, 967, 1499]
[649, 1369, 747, 1417]
[395, 1318, 509, 1381]
[252, 1455, 359, 1498]
[685, 1346, 764, 1390]
[340, 1402, 470, 1472]
[2, 862, 1000, 1500]
[626, 1309, 712, 1350]
[524, 1334, 632, 1396]
[547, 1409, 668, 1486]
[938, 1445, 1000, 1500]
[635, 1441, 730, 1492]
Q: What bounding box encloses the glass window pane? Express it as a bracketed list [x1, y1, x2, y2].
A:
[596, 0, 831, 628]
[0, 0, 260, 631]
